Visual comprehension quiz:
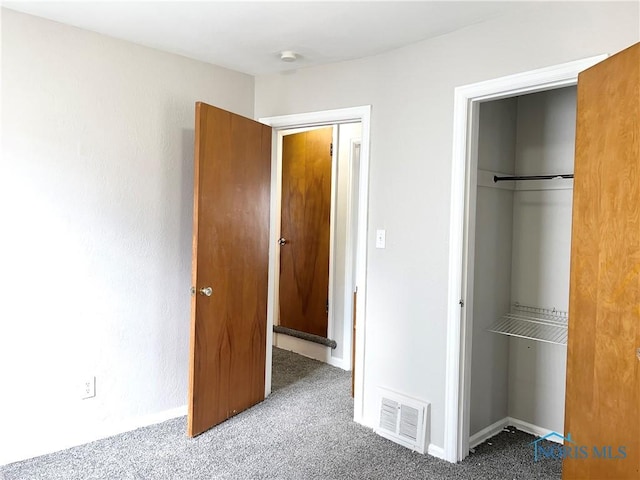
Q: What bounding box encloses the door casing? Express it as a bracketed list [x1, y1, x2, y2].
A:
[444, 55, 607, 463]
[260, 106, 371, 425]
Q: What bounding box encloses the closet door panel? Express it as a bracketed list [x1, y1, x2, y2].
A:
[564, 43, 639, 479]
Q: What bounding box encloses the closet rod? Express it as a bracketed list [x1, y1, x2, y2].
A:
[493, 174, 574, 182]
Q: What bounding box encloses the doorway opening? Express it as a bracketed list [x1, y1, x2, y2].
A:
[443, 56, 606, 463]
[260, 106, 371, 424]
[274, 123, 361, 368]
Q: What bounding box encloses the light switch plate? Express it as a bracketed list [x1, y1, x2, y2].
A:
[376, 229, 386, 249]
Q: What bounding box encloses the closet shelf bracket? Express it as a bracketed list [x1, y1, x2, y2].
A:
[488, 303, 568, 346]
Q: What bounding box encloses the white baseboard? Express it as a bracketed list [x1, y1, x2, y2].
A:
[275, 333, 330, 362]
[1, 405, 187, 466]
[327, 356, 350, 370]
[274, 333, 349, 370]
[507, 417, 563, 444]
[428, 444, 446, 459]
[99, 405, 187, 441]
[468, 416, 563, 452]
[469, 417, 510, 449]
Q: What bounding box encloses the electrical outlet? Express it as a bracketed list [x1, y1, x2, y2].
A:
[81, 376, 96, 399]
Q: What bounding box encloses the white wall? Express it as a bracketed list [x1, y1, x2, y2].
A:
[2, 1, 638, 464]
[255, 2, 639, 449]
[508, 87, 576, 433]
[0, 8, 254, 465]
[469, 99, 517, 436]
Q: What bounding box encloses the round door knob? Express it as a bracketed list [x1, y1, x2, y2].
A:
[199, 287, 213, 297]
[278, 237, 287, 246]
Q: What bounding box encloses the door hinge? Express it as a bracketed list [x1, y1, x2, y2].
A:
[326, 299, 329, 314]
[459, 299, 464, 307]
[330, 143, 333, 157]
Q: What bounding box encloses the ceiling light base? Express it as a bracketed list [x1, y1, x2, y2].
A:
[280, 50, 297, 62]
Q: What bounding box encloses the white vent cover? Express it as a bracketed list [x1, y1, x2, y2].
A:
[375, 387, 429, 454]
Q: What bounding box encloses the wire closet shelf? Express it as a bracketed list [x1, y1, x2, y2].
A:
[488, 303, 568, 346]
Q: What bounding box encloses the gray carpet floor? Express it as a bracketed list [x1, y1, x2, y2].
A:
[1, 348, 561, 479]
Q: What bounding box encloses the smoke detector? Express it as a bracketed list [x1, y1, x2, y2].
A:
[280, 50, 297, 62]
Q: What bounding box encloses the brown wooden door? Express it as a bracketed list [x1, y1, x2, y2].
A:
[187, 103, 271, 437]
[564, 43, 639, 478]
[279, 127, 333, 337]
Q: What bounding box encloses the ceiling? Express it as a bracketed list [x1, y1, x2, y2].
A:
[2, 1, 531, 75]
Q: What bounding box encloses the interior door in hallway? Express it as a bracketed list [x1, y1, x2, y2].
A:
[564, 42, 640, 479]
[279, 127, 334, 338]
[187, 103, 271, 437]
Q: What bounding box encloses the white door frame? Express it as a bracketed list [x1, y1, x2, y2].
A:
[260, 106, 371, 425]
[443, 56, 606, 463]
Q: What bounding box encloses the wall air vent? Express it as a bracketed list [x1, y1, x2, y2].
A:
[375, 387, 430, 454]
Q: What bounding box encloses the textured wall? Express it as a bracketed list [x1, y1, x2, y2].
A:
[2, 1, 638, 465]
[255, 2, 639, 449]
[0, 8, 254, 464]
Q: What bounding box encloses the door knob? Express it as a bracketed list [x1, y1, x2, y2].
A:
[278, 237, 287, 246]
[199, 287, 213, 297]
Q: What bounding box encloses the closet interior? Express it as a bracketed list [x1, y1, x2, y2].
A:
[469, 86, 577, 447]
